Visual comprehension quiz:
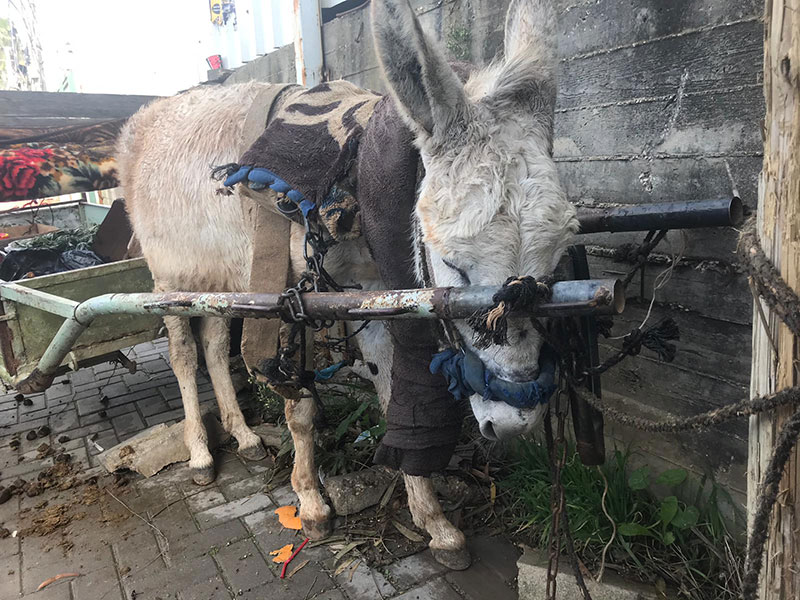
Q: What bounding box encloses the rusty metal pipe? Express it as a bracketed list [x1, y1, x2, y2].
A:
[14, 280, 623, 393]
[576, 197, 744, 234]
[76, 279, 623, 321]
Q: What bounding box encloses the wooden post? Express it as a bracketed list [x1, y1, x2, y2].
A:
[747, 1, 800, 598]
[293, 0, 324, 88]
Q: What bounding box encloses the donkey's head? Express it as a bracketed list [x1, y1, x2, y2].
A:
[373, 0, 578, 441]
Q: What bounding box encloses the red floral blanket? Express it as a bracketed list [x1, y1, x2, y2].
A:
[0, 144, 118, 202]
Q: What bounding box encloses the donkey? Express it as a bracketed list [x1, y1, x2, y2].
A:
[117, 0, 577, 570]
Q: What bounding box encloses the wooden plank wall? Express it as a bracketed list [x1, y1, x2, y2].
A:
[0, 91, 156, 131]
[231, 0, 764, 507]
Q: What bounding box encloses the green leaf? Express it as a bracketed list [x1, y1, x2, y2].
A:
[655, 468, 688, 487]
[618, 522, 652, 537]
[659, 496, 679, 526]
[672, 506, 700, 529]
[628, 466, 651, 490]
[662, 531, 676, 545]
[393, 520, 424, 542]
[354, 421, 387, 445]
[334, 400, 371, 441]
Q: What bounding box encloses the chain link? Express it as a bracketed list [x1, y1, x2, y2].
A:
[276, 212, 347, 331]
[265, 207, 367, 390]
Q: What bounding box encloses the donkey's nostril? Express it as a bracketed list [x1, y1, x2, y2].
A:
[480, 420, 499, 441]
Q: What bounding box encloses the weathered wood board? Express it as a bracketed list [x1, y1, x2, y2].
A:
[0, 91, 155, 132]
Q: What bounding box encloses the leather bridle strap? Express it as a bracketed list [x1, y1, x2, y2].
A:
[414, 220, 464, 351]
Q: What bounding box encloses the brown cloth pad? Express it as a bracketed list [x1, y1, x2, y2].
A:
[356, 97, 464, 476]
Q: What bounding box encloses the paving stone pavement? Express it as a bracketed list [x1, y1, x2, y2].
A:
[0, 340, 521, 599]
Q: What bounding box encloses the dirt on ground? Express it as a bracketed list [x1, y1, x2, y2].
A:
[312, 469, 496, 568]
[0, 436, 134, 559]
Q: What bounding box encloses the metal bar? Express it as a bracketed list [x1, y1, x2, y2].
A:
[16, 317, 87, 393]
[70, 279, 623, 322]
[14, 279, 623, 393]
[576, 197, 744, 234]
[0, 283, 79, 318]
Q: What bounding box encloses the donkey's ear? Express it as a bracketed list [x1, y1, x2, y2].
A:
[372, 0, 468, 139]
[489, 0, 558, 115]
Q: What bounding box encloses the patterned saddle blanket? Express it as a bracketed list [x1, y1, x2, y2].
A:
[221, 81, 381, 241]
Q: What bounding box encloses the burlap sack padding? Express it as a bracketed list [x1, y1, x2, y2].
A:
[239, 84, 300, 378]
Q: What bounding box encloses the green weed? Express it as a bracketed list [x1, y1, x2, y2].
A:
[502, 438, 744, 599]
[252, 376, 386, 477]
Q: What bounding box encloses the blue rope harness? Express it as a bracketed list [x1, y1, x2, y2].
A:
[224, 165, 317, 218]
[430, 346, 557, 408]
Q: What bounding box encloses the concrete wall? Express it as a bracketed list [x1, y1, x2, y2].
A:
[225, 44, 296, 85]
[227, 0, 763, 506]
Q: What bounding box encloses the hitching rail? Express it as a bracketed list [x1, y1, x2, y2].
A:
[2, 279, 623, 393]
[576, 197, 743, 233]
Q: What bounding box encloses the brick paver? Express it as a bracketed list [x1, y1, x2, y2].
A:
[0, 340, 516, 599]
[393, 578, 464, 600]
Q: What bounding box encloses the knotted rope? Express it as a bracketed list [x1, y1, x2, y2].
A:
[559, 218, 799, 600]
[587, 317, 680, 375]
[468, 276, 551, 348]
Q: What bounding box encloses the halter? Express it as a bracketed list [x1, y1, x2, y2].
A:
[413, 220, 559, 409]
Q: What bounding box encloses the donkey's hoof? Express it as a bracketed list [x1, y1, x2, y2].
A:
[192, 465, 216, 486]
[431, 546, 471, 571]
[302, 517, 333, 541]
[238, 440, 267, 462]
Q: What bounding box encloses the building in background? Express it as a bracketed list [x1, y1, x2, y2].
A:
[206, 0, 294, 73]
[0, 0, 44, 91]
[205, 0, 364, 83]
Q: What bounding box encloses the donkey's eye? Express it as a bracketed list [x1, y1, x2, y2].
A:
[442, 259, 471, 285]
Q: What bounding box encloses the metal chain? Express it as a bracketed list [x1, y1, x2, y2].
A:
[268, 209, 367, 391]
[278, 212, 351, 331]
[544, 380, 569, 600]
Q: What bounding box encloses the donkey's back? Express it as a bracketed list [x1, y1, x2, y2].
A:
[117, 81, 276, 293]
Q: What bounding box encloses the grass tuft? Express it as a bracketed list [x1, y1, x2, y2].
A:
[502, 438, 744, 600]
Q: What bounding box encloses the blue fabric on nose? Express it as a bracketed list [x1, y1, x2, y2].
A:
[430, 346, 557, 408]
[429, 349, 472, 401]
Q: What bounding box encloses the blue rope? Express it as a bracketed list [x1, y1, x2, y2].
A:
[224, 165, 316, 217]
[314, 360, 347, 382]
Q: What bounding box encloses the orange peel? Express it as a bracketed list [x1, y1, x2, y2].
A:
[270, 543, 294, 563]
[274, 505, 302, 530]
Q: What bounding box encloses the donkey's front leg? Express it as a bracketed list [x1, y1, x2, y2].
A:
[285, 391, 332, 539]
[404, 474, 471, 570]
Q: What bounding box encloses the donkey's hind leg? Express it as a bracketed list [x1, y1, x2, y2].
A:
[405, 474, 471, 570]
[198, 317, 266, 461]
[285, 391, 332, 539]
[164, 315, 215, 486]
